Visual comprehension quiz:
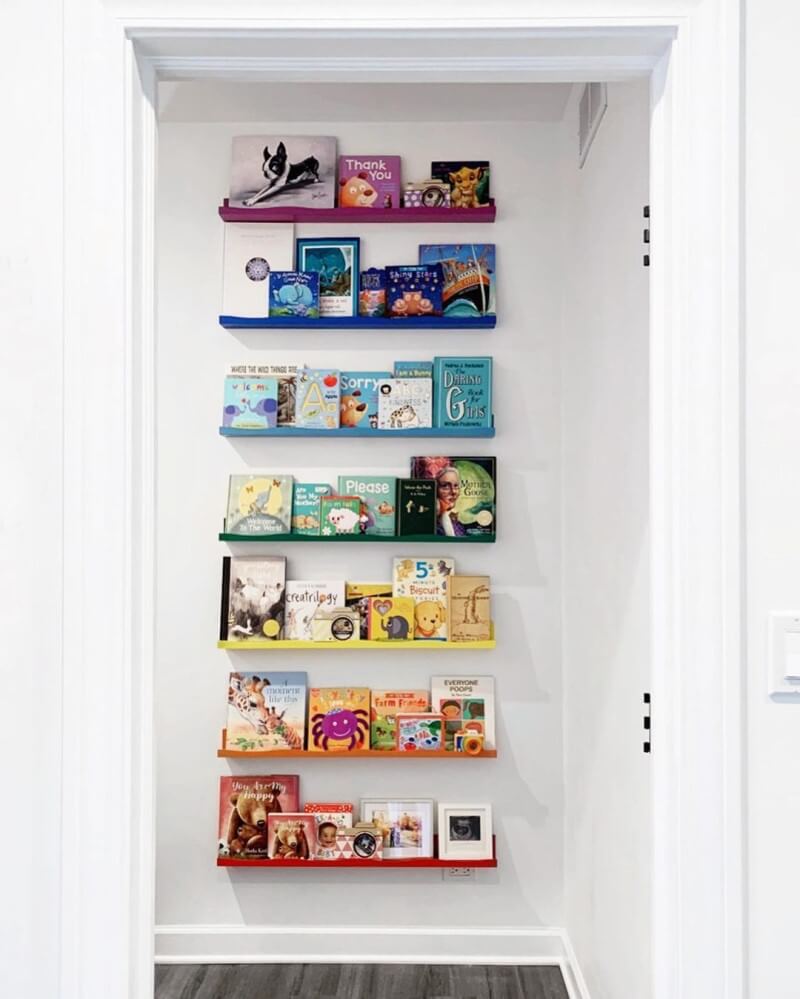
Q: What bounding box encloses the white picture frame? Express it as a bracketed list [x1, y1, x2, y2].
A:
[359, 798, 434, 859]
[437, 803, 493, 861]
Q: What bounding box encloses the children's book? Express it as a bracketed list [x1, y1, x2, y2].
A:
[337, 475, 396, 536]
[221, 223, 294, 318]
[430, 161, 491, 208]
[222, 370, 278, 430]
[267, 813, 317, 860]
[339, 370, 392, 430]
[218, 775, 300, 860]
[396, 713, 444, 752]
[392, 557, 454, 640]
[338, 155, 401, 209]
[345, 582, 392, 639]
[410, 456, 496, 537]
[419, 245, 496, 317]
[367, 596, 415, 641]
[432, 356, 493, 430]
[395, 479, 436, 536]
[358, 268, 387, 317]
[308, 687, 371, 752]
[220, 555, 286, 642]
[229, 135, 337, 210]
[386, 265, 443, 317]
[393, 360, 434, 379]
[268, 271, 320, 318]
[448, 575, 492, 643]
[226, 671, 307, 753]
[291, 482, 332, 535]
[304, 804, 354, 859]
[295, 368, 341, 429]
[430, 675, 496, 750]
[319, 495, 364, 536]
[377, 378, 433, 430]
[370, 689, 430, 750]
[284, 581, 346, 641]
[225, 475, 293, 535]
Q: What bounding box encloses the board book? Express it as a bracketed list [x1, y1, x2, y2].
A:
[284, 581, 346, 641]
[430, 161, 491, 208]
[392, 557, 454, 640]
[295, 368, 340, 429]
[267, 813, 317, 861]
[222, 370, 278, 430]
[226, 671, 307, 753]
[430, 675, 495, 750]
[337, 474, 396, 536]
[319, 495, 364, 536]
[339, 370, 391, 430]
[308, 687, 371, 752]
[338, 155, 401, 209]
[268, 270, 320, 318]
[377, 378, 433, 430]
[218, 774, 300, 860]
[225, 475, 293, 535]
[345, 582, 392, 639]
[370, 689, 430, 750]
[220, 555, 286, 642]
[367, 596, 415, 641]
[396, 713, 444, 752]
[291, 482, 332, 535]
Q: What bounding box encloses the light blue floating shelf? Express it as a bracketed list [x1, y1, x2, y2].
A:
[219, 425, 496, 439]
[219, 315, 496, 331]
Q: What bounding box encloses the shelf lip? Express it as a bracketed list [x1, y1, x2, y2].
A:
[218, 634, 495, 650]
[219, 314, 496, 330]
[219, 532, 495, 544]
[218, 729, 497, 758]
[218, 425, 495, 438]
[218, 199, 496, 224]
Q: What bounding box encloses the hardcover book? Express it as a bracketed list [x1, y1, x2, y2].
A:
[291, 482, 332, 535]
[396, 713, 444, 752]
[339, 370, 392, 430]
[448, 575, 492, 643]
[358, 268, 387, 317]
[338, 155, 401, 209]
[386, 265, 443, 317]
[410, 456, 496, 537]
[393, 360, 433, 379]
[430, 675, 496, 750]
[226, 671, 307, 753]
[308, 687, 371, 752]
[267, 813, 317, 861]
[319, 495, 364, 536]
[296, 238, 359, 317]
[221, 222, 294, 318]
[225, 363, 299, 426]
[430, 161, 491, 208]
[418, 245, 496, 317]
[268, 271, 320, 318]
[367, 596, 415, 642]
[432, 357, 492, 430]
[218, 775, 300, 860]
[392, 557, 454, 640]
[377, 378, 433, 430]
[225, 475, 293, 535]
[304, 804, 354, 859]
[284, 581, 346, 641]
[345, 582, 393, 639]
[229, 135, 337, 210]
[295, 368, 341, 429]
[370, 689, 430, 750]
[222, 371, 278, 430]
[395, 479, 437, 536]
[337, 474, 396, 536]
[220, 555, 286, 642]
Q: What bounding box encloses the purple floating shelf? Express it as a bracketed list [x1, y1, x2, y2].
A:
[218, 199, 496, 224]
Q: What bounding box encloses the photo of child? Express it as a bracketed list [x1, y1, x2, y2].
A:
[315, 820, 339, 859]
[360, 799, 435, 859]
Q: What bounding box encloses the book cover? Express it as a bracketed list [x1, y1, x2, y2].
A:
[393, 360, 433, 379]
[229, 135, 337, 209]
[430, 675, 496, 750]
[304, 804, 354, 859]
[295, 368, 341, 429]
[284, 581, 346, 641]
[392, 557, 454, 640]
[377, 378, 433, 430]
[396, 713, 444, 752]
[319, 495, 364, 536]
[345, 582, 392, 639]
[448, 575, 492, 643]
[430, 161, 491, 208]
[291, 482, 332, 535]
[226, 671, 307, 752]
[367, 596, 415, 641]
[338, 155, 401, 209]
[296, 238, 359, 318]
[370, 689, 430, 750]
[222, 372, 278, 430]
[358, 268, 386, 317]
[337, 474, 396, 536]
[227, 362, 300, 427]
[339, 370, 392, 430]
[225, 475, 293, 535]
[386, 265, 443, 317]
[220, 555, 286, 642]
[221, 223, 294, 318]
[268, 271, 320, 318]
[419, 245, 496, 317]
[395, 479, 437, 536]
[218, 775, 300, 859]
[308, 687, 371, 752]
[432, 357, 492, 429]
[267, 813, 317, 860]
[410, 456, 496, 537]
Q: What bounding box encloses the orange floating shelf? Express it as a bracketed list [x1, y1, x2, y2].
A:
[217, 730, 496, 759]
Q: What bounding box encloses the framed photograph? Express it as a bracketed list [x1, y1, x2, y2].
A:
[296, 237, 360, 317]
[437, 803, 493, 861]
[359, 797, 434, 859]
[229, 135, 337, 209]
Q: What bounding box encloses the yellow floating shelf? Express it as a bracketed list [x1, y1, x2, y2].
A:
[217, 624, 496, 651]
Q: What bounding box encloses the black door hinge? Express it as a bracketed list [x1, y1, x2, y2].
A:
[643, 206, 650, 267]
[643, 692, 651, 753]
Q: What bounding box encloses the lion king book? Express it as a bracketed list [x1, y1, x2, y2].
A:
[338, 155, 401, 209]
[430, 675, 495, 750]
[448, 575, 491, 642]
[284, 581, 346, 641]
[392, 557, 454, 640]
[226, 671, 307, 753]
[219, 555, 286, 642]
[371, 689, 430, 750]
[337, 474, 396, 536]
[430, 160, 490, 208]
[218, 775, 300, 860]
[308, 687, 371, 752]
[225, 474, 293, 535]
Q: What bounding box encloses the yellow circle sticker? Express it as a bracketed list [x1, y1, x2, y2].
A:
[262, 619, 280, 638]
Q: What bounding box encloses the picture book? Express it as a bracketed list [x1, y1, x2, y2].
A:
[395, 479, 437, 536]
[218, 775, 300, 859]
[337, 475, 396, 536]
[419, 245, 496, 317]
[221, 222, 294, 318]
[430, 161, 491, 208]
[304, 804, 354, 859]
[358, 268, 387, 317]
[367, 596, 415, 642]
[229, 135, 337, 210]
[226, 671, 307, 753]
[386, 265, 443, 317]
[310, 607, 360, 643]
[222, 371, 278, 430]
[291, 482, 332, 535]
[267, 813, 317, 860]
[296, 238, 359, 317]
[308, 687, 371, 752]
[284, 581, 346, 641]
[392, 557, 454, 640]
[345, 582, 392, 639]
[448, 575, 492, 643]
[242, 362, 300, 426]
[410, 456, 496, 537]
[219, 555, 286, 642]
[338, 156, 401, 209]
[319, 495, 364, 536]
[393, 360, 433, 379]
[225, 475, 293, 535]
[377, 378, 433, 430]
[294, 367, 341, 429]
[432, 357, 493, 429]
[339, 370, 392, 429]
[396, 713, 444, 752]
[370, 689, 430, 750]
[430, 675, 496, 750]
[268, 271, 320, 318]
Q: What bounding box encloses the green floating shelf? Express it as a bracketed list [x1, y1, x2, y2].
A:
[219, 532, 495, 544]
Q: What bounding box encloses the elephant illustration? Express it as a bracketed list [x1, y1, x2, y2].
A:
[381, 615, 410, 640]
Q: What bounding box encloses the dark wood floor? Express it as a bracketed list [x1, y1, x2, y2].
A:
[154, 963, 570, 999]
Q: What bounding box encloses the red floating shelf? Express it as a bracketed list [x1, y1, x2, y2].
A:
[217, 730, 496, 759]
[218, 199, 496, 224]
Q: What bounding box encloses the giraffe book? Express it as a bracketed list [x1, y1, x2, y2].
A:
[226, 671, 307, 753]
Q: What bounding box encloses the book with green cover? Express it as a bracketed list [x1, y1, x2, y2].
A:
[337, 475, 396, 536]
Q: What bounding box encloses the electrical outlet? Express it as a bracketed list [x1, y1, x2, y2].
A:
[442, 866, 475, 881]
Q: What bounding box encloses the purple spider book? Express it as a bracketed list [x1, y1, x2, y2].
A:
[307, 687, 370, 752]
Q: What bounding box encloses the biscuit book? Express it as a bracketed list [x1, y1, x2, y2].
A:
[387, 265, 443, 317]
[219, 555, 286, 642]
[226, 363, 299, 426]
[221, 222, 294, 318]
[225, 475, 293, 535]
[432, 357, 492, 430]
[295, 367, 341, 429]
[430, 161, 491, 208]
[392, 557, 454, 640]
[419, 245, 496, 317]
[218, 775, 300, 859]
[337, 474, 396, 536]
[222, 370, 278, 430]
[345, 582, 392, 639]
[338, 156, 401, 209]
[308, 687, 371, 752]
[284, 581, 346, 641]
[430, 675, 496, 750]
[339, 370, 392, 429]
[395, 479, 437, 536]
[410, 456, 496, 537]
[267, 813, 317, 860]
[226, 671, 307, 753]
[448, 575, 492, 643]
[268, 271, 320, 318]
[291, 482, 332, 535]
[229, 135, 337, 210]
[319, 495, 364, 536]
[367, 596, 415, 642]
[377, 378, 433, 430]
[371, 689, 430, 750]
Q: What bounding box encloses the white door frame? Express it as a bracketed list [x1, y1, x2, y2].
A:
[58, 4, 742, 999]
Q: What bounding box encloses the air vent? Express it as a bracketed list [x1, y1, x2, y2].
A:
[578, 82, 608, 168]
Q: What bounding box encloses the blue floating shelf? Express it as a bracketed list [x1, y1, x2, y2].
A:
[219, 425, 496, 439]
[219, 315, 496, 331]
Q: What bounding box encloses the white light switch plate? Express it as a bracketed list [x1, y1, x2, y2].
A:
[768, 612, 800, 697]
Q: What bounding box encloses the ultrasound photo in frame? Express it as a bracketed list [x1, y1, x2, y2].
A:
[437, 803, 493, 861]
